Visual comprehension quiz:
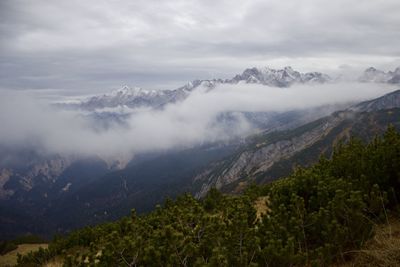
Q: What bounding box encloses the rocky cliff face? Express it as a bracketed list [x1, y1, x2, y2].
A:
[0, 156, 73, 199]
[194, 114, 345, 198]
[0, 152, 133, 201]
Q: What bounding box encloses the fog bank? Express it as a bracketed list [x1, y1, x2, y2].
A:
[0, 82, 396, 157]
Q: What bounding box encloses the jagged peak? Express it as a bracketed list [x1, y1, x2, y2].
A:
[75, 66, 334, 110]
[107, 86, 161, 98]
[359, 66, 400, 83]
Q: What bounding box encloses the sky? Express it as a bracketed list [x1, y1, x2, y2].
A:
[1, 0, 400, 95]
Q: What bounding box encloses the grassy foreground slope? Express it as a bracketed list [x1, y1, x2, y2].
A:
[334, 217, 400, 267]
[17, 126, 400, 266]
[0, 244, 48, 267]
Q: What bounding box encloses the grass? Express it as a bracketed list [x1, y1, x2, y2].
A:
[0, 243, 48, 267]
[43, 258, 63, 267]
[334, 217, 400, 267]
[254, 196, 270, 220]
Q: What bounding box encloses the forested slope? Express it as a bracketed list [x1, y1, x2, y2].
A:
[17, 126, 400, 266]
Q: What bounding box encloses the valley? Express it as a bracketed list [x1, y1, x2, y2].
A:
[1, 71, 400, 239]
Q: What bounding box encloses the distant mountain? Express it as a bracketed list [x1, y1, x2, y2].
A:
[228, 66, 331, 87]
[59, 66, 400, 112]
[359, 66, 400, 84]
[77, 85, 191, 111]
[66, 66, 332, 111]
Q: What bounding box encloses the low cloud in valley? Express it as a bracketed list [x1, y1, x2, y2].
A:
[0, 83, 396, 158]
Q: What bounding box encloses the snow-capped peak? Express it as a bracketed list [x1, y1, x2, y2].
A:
[71, 66, 333, 111]
[358, 66, 400, 83]
[77, 84, 189, 111]
[109, 86, 160, 98]
[229, 66, 330, 87]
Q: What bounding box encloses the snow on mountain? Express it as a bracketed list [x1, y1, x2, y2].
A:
[59, 65, 400, 113]
[359, 66, 400, 84]
[79, 85, 189, 111]
[227, 66, 331, 87]
[71, 67, 332, 111]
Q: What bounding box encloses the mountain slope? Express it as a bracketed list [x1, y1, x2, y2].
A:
[352, 89, 400, 112]
[0, 156, 111, 239]
[0, 144, 240, 238]
[16, 128, 400, 266]
[193, 90, 400, 197]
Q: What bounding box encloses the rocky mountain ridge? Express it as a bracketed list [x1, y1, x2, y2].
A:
[228, 66, 331, 86]
[60, 66, 400, 112]
[358, 66, 400, 84]
[69, 66, 332, 111]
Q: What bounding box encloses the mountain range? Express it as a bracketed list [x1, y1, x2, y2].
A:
[63, 66, 400, 112]
[1, 66, 400, 239]
[64, 66, 332, 111]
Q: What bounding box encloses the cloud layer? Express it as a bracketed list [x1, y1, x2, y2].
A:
[0, 83, 396, 158]
[1, 0, 400, 93]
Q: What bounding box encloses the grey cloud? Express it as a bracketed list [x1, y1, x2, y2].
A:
[0, 0, 400, 92]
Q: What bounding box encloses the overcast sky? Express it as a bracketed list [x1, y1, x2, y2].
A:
[1, 0, 400, 95]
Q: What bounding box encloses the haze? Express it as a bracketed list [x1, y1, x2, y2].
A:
[0, 82, 396, 157]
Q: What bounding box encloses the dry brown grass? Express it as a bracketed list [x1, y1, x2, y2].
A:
[254, 196, 270, 220]
[0, 244, 48, 267]
[334, 218, 400, 267]
[43, 259, 63, 267]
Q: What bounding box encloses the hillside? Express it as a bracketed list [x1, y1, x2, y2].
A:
[16, 126, 400, 266]
[194, 91, 400, 197]
[0, 244, 48, 267]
